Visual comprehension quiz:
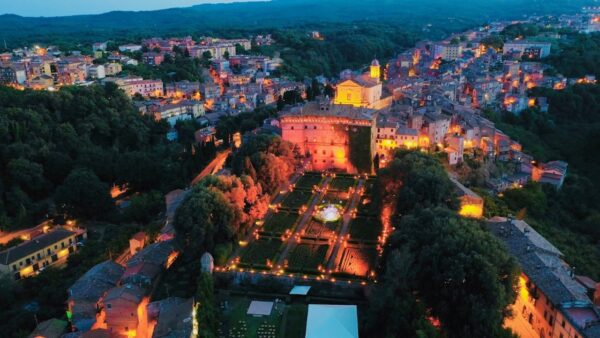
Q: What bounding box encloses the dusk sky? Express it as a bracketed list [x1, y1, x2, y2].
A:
[1, 0, 259, 17]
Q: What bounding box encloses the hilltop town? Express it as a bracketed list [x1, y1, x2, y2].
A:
[2, 5, 600, 338]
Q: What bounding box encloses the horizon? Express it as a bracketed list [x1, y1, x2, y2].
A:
[0, 0, 265, 17]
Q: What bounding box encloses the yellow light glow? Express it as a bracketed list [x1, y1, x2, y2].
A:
[459, 204, 483, 219]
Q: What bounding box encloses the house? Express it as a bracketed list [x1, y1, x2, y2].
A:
[104, 63, 123, 76]
[121, 240, 178, 288]
[142, 52, 165, 66]
[487, 217, 600, 338]
[28, 318, 67, 338]
[0, 228, 86, 280]
[93, 42, 108, 52]
[118, 44, 143, 53]
[68, 260, 125, 331]
[450, 177, 483, 219]
[102, 284, 147, 338]
[88, 65, 106, 79]
[503, 41, 552, 59]
[129, 232, 146, 256]
[117, 79, 164, 97]
[28, 74, 54, 90]
[539, 160, 568, 189]
[434, 43, 463, 61]
[147, 297, 195, 338]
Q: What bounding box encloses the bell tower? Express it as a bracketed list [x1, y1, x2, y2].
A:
[370, 59, 381, 82]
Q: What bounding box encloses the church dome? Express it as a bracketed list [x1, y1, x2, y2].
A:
[371, 59, 380, 67]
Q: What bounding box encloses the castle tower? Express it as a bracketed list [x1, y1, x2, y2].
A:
[370, 59, 381, 82]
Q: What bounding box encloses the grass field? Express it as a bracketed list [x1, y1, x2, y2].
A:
[218, 296, 284, 338]
[283, 304, 308, 338]
[262, 211, 299, 235]
[287, 243, 329, 272]
[348, 217, 381, 242]
[281, 190, 313, 209]
[240, 239, 282, 267]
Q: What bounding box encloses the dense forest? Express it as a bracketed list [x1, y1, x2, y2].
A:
[365, 151, 518, 338]
[0, 84, 212, 230]
[0, 0, 589, 49]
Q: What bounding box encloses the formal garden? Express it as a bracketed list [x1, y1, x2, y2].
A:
[280, 190, 314, 210]
[328, 175, 357, 191]
[239, 238, 283, 269]
[294, 172, 323, 190]
[336, 246, 378, 277]
[347, 217, 382, 242]
[261, 211, 300, 235]
[286, 243, 330, 273]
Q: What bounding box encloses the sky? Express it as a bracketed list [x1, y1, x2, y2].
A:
[1, 0, 259, 17]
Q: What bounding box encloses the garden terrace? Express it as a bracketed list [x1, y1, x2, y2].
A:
[286, 243, 330, 273]
[302, 219, 341, 239]
[280, 190, 314, 210]
[238, 238, 283, 269]
[347, 217, 382, 243]
[336, 246, 378, 278]
[261, 211, 301, 236]
[294, 173, 324, 190]
[328, 175, 357, 192]
[320, 191, 350, 209]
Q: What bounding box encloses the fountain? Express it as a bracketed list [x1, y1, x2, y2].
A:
[315, 203, 342, 223]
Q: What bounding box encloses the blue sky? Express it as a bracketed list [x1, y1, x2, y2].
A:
[1, 0, 257, 17]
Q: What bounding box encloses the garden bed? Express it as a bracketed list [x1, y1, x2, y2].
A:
[337, 247, 378, 277]
[328, 176, 357, 191]
[261, 211, 300, 235]
[303, 220, 340, 239]
[348, 217, 381, 242]
[239, 238, 283, 268]
[281, 190, 313, 209]
[294, 174, 323, 190]
[286, 243, 330, 273]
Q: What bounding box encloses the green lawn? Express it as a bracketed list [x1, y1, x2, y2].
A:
[281, 190, 314, 209]
[240, 239, 282, 267]
[218, 296, 284, 338]
[348, 217, 381, 242]
[262, 211, 300, 235]
[283, 304, 308, 338]
[287, 243, 329, 272]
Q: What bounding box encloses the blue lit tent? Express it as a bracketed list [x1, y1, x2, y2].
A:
[305, 304, 358, 338]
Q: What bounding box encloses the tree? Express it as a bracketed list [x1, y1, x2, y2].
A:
[196, 272, 217, 338]
[173, 185, 236, 257]
[388, 208, 519, 337]
[55, 168, 113, 219]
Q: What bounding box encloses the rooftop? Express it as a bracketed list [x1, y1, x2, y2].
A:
[0, 228, 77, 265]
[281, 101, 377, 122]
[69, 260, 125, 302]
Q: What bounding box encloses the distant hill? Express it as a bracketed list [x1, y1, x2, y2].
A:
[0, 0, 592, 47]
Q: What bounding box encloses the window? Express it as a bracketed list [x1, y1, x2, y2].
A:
[314, 126, 317, 130]
[304, 125, 308, 129]
[12, 265, 16, 272]
[106, 304, 112, 309]
[561, 320, 565, 328]
[291, 126, 294, 130]
[549, 316, 553, 326]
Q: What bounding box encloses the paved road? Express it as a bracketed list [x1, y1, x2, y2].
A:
[191, 149, 231, 185]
